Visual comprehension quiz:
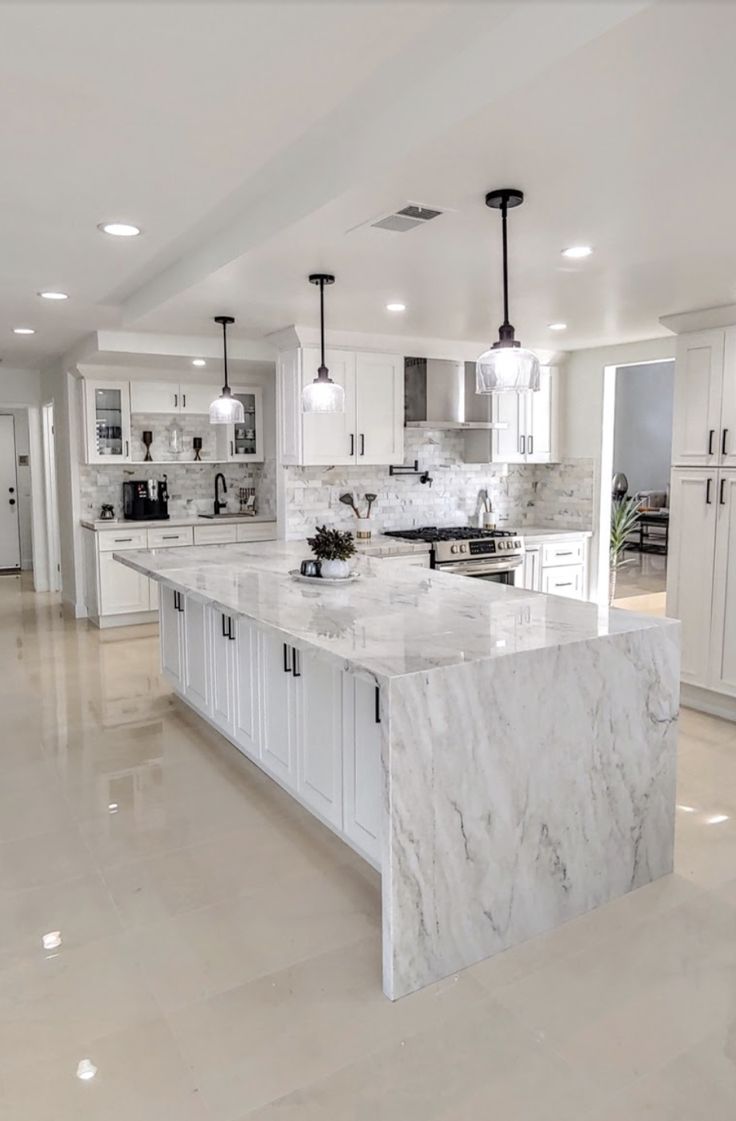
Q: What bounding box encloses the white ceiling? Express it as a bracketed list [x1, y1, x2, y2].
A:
[4, 1, 736, 369]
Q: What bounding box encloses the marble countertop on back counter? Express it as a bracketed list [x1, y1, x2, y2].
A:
[80, 514, 277, 530]
[517, 525, 593, 540]
[115, 538, 676, 683]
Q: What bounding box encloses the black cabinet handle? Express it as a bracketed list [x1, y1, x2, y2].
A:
[283, 643, 292, 673]
[720, 478, 727, 505]
[557, 582, 573, 588]
[375, 686, 381, 724]
[360, 433, 365, 456]
[221, 613, 228, 638]
[706, 477, 713, 504]
[183, 394, 186, 409]
[723, 429, 729, 456]
[708, 429, 715, 455]
[228, 617, 235, 640]
[349, 434, 355, 457]
[292, 648, 300, 676]
[520, 434, 526, 456]
[528, 434, 533, 455]
[174, 393, 178, 408]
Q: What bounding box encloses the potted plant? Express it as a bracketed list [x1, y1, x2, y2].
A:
[609, 496, 641, 604]
[307, 525, 356, 579]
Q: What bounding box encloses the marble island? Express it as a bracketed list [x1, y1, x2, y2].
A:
[116, 540, 680, 1000]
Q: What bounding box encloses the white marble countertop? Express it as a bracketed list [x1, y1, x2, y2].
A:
[116, 539, 675, 683]
[519, 525, 593, 540]
[353, 534, 431, 558]
[81, 514, 276, 531]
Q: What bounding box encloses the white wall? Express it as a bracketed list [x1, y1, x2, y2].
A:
[41, 363, 83, 612]
[612, 361, 674, 496]
[562, 336, 676, 602]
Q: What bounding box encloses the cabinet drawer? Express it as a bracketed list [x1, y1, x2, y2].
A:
[541, 540, 585, 568]
[194, 524, 238, 545]
[542, 564, 585, 600]
[236, 521, 277, 543]
[147, 526, 194, 548]
[98, 528, 148, 552]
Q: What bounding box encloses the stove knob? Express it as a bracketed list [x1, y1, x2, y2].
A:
[461, 543, 468, 553]
[450, 544, 459, 554]
[498, 540, 506, 550]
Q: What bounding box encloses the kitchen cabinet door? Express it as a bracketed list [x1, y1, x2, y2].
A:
[259, 632, 297, 788]
[129, 381, 178, 414]
[84, 380, 131, 464]
[526, 368, 558, 463]
[183, 595, 209, 712]
[720, 330, 736, 468]
[541, 565, 585, 599]
[301, 348, 357, 465]
[296, 648, 343, 828]
[672, 330, 724, 467]
[98, 551, 150, 615]
[709, 471, 736, 695]
[354, 352, 404, 465]
[160, 585, 184, 688]
[666, 469, 718, 686]
[342, 675, 382, 867]
[210, 607, 235, 737]
[492, 391, 525, 463]
[233, 615, 260, 759]
[180, 384, 217, 414]
[521, 547, 541, 591]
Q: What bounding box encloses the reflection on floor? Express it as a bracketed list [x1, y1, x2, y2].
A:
[1, 572, 735, 1120]
[613, 550, 668, 617]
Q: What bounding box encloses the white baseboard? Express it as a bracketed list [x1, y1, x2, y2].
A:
[681, 683, 736, 723]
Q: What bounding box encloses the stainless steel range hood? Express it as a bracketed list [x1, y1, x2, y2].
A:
[404, 358, 499, 429]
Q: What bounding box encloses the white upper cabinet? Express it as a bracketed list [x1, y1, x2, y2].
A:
[83, 380, 132, 464]
[666, 468, 718, 686]
[720, 331, 736, 468]
[215, 386, 264, 462]
[279, 347, 403, 466]
[463, 366, 559, 465]
[672, 330, 725, 466]
[129, 381, 219, 415]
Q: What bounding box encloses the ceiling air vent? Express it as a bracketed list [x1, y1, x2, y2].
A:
[370, 204, 444, 233]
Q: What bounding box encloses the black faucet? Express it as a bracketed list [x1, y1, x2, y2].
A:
[214, 472, 227, 515]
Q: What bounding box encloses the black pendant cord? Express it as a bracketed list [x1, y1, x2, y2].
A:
[221, 319, 229, 390]
[319, 278, 326, 375]
[501, 199, 510, 329]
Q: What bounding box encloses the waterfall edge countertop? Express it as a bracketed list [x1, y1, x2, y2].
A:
[116, 539, 675, 682]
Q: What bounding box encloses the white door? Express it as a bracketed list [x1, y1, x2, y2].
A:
[354, 352, 404, 465]
[526, 368, 556, 463]
[666, 469, 718, 685]
[184, 596, 209, 712]
[160, 585, 183, 687]
[233, 616, 260, 758]
[180, 384, 217, 414]
[301, 348, 357, 465]
[259, 632, 297, 788]
[296, 649, 343, 827]
[98, 552, 150, 614]
[672, 331, 724, 467]
[0, 415, 21, 570]
[342, 676, 382, 866]
[721, 329, 736, 468]
[210, 607, 235, 736]
[492, 391, 525, 463]
[541, 565, 585, 599]
[710, 471, 736, 695]
[129, 381, 179, 414]
[85, 381, 132, 464]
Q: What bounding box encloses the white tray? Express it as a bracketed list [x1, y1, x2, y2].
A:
[289, 569, 361, 586]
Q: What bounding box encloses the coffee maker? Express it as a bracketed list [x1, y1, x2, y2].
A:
[123, 477, 169, 521]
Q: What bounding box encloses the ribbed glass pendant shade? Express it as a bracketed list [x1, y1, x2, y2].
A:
[302, 372, 344, 414]
[476, 345, 541, 393]
[209, 387, 245, 424]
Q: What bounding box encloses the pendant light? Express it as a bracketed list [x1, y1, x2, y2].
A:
[209, 315, 245, 424]
[302, 273, 344, 414]
[476, 189, 540, 394]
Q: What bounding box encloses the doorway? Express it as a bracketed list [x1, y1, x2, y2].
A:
[600, 360, 675, 615]
[42, 402, 61, 594]
[0, 414, 21, 571]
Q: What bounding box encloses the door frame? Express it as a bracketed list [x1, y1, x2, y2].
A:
[0, 414, 21, 571]
[42, 402, 61, 593]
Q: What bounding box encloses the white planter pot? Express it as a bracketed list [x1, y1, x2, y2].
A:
[319, 558, 350, 579]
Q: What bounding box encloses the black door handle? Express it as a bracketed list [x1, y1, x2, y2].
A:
[708, 429, 715, 455]
[720, 478, 727, 505]
[706, 477, 713, 504]
[723, 429, 729, 456]
[283, 643, 292, 673]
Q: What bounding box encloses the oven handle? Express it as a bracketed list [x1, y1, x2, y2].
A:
[438, 557, 523, 576]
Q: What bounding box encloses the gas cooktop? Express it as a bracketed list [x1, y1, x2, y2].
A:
[384, 526, 519, 543]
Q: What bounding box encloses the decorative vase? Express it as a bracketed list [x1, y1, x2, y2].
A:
[319, 558, 350, 579]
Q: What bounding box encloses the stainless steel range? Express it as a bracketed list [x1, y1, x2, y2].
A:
[383, 526, 525, 584]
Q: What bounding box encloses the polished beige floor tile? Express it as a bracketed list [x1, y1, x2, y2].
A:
[0, 826, 97, 894]
[0, 873, 122, 956]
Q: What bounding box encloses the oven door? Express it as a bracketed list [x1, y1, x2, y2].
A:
[437, 556, 523, 585]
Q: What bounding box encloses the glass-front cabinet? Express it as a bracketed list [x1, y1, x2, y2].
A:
[215, 386, 264, 462]
[84, 380, 132, 464]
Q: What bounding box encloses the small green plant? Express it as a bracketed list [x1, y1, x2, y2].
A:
[609, 497, 642, 603]
[307, 525, 356, 562]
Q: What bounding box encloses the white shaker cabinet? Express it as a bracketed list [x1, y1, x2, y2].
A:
[354, 352, 404, 465]
[719, 331, 736, 468]
[259, 632, 298, 787]
[160, 585, 185, 689]
[300, 349, 357, 465]
[233, 615, 260, 758]
[672, 330, 725, 467]
[214, 386, 265, 462]
[342, 675, 382, 866]
[210, 606, 237, 739]
[666, 469, 718, 686]
[83, 380, 132, 464]
[296, 647, 344, 828]
[709, 470, 736, 695]
[98, 551, 150, 615]
[183, 596, 209, 713]
[463, 367, 559, 465]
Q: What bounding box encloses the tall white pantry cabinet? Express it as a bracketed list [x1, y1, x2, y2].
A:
[667, 326, 736, 704]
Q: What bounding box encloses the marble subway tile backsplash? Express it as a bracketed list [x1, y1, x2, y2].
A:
[285, 430, 594, 538]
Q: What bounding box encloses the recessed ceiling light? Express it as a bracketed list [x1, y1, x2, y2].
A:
[192, 359, 206, 367]
[13, 327, 35, 335]
[562, 245, 592, 259]
[548, 322, 567, 331]
[386, 302, 406, 312]
[98, 221, 142, 237]
[38, 291, 68, 300]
